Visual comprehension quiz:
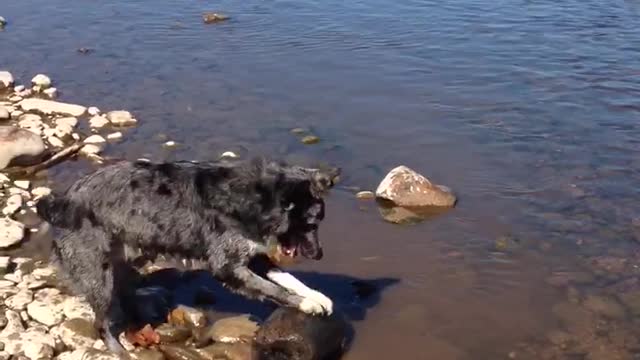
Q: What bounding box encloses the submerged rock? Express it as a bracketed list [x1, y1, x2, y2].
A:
[376, 166, 456, 207]
[89, 115, 110, 129]
[0, 126, 46, 169]
[255, 307, 348, 360]
[583, 295, 626, 319]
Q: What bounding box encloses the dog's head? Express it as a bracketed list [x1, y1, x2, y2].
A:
[268, 164, 340, 262]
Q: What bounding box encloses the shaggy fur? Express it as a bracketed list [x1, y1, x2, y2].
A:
[36, 158, 339, 357]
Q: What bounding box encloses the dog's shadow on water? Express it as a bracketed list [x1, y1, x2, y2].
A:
[135, 267, 399, 351]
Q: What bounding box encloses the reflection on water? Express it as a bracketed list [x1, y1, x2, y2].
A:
[3, 0, 640, 358]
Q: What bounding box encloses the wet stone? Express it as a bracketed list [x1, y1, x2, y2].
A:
[202, 12, 230, 24]
[159, 344, 205, 360]
[168, 305, 207, 330]
[55, 318, 99, 350]
[133, 349, 166, 360]
[154, 323, 191, 344]
[206, 314, 259, 344]
[583, 295, 626, 319]
[301, 135, 320, 145]
[197, 342, 253, 360]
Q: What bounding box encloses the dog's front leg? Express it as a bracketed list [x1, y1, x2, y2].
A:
[266, 269, 333, 315]
[222, 266, 329, 315]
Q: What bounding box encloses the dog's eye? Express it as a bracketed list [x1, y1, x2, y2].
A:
[285, 203, 295, 211]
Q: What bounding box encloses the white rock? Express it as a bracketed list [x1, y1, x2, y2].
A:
[31, 187, 51, 200]
[0, 218, 24, 249]
[0, 257, 10, 274]
[220, 151, 238, 159]
[32, 266, 56, 280]
[14, 180, 30, 190]
[17, 89, 33, 98]
[8, 187, 30, 197]
[163, 141, 177, 148]
[11, 110, 23, 118]
[376, 166, 457, 207]
[14, 85, 25, 92]
[80, 144, 102, 156]
[0, 126, 46, 169]
[0, 352, 9, 360]
[58, 349, 120, 360]
[106, 132, 122, 141]
[5, 289, 33, 310]
[2, 194, 22, 216]
[31, 74, 52, 89]
[1, 310, 25, 335]
[27, 288, 65, 326]
[63, 296, 95, 322]
[0, 71, 14, 89]
[87, 107, 100, 116]
[72, 133, 80, 140]
[88, 115, 109, 129]
[2, 326, 56, 359]
[0, 280, 15, 288]
[43, 87, 57, 98]
[84, 135, 106, 144]
[0, 107, 9, 121]
[18, 113, 43, 127]
[4, 272, 22, 283]
[55, 117, 78, 128]
[19, 98, 86, 117]
[55, 123, 74, 139]
[106, 110, 137, 126]
[24, 341, 54, 360]
[0, 173, 9, 183]
[53, 318, 98, 350]
[43, 128, 56, 138]
[47, 136, 64, 148]
[9, 96, 22, 103]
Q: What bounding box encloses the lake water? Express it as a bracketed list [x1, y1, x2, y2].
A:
[3, 0, 640, 358]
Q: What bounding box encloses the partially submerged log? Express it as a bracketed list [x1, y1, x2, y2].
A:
[3, 143, 84, 177]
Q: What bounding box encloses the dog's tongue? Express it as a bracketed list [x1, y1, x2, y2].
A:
[281, 244, 297, 257]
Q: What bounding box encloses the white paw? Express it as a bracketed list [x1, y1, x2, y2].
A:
[299, 297, 325, 315]
[308, 290, 333, 315]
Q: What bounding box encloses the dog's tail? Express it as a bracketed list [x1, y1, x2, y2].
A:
[36, 194, 96, 229]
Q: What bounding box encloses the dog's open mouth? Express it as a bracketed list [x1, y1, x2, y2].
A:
[279, 244, 298, 258]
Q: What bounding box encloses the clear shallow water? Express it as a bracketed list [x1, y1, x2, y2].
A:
[4, 0, 640, 358]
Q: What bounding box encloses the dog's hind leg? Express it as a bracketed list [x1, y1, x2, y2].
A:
[53, 227, 133, 358]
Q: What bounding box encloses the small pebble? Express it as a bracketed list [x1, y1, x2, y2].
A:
[301, 135, 320, 145]
[43, 87, 57, 98]
[87, 106, 100, 116]
[84, 135, 106, 144]
[356, 191, 375, 200]
[290, 128, 307, 135]
[0, 16, 6, 28]
[202, 12, 230, 24]
[14, 85, 25, 92]
[106, 132, 122, 141]
[163, 141, 177, 148]
[220, 151, 238, 159]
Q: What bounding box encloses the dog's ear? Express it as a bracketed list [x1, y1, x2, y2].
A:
[310, 167, 341, 196]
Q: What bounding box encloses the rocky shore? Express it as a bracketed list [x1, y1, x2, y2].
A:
[0, 70, 352, 359]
